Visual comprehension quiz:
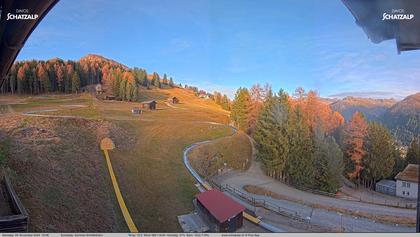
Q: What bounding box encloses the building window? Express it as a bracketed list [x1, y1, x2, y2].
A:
[407, 192, 410, 196]
[402, 181, 411, 188]
[403, 191, 405, 195]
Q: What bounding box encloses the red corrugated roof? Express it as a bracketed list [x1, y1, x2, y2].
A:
[196, 189, 245, 223]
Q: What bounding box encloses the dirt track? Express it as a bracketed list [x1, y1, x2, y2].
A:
[213, 135, 416, 232]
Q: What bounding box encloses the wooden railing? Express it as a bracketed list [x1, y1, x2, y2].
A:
[0, 175, 28, 232]
[208, 180, 308, 224]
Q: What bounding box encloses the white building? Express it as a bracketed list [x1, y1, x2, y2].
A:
[395, 164, 418, 199]
[95, 84, 103, 94]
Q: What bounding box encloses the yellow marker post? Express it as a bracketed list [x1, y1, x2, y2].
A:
[101, 138, 139, 233]
[243, 212, 261, 224]
[203, 182, 213, 191]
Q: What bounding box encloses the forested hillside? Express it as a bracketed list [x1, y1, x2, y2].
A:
[381, 93, 420, 145]
[329, 94, 419, 145]
[0, 54, 231, 107]
[230, 86, 346, 192]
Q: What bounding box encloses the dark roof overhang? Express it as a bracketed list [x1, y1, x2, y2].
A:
[0, 0, 59, 88]
[342, 0, 420, 53]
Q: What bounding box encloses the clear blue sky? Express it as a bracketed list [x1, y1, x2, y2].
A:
[17, 0, 420, 99]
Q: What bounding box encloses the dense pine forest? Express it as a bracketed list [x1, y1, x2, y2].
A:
[0, 54, 169, 102]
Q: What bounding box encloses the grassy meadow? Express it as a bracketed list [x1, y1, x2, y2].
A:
[0, 87, 248, 232]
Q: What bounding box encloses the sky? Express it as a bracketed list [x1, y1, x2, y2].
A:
[17, 0, 420, 99]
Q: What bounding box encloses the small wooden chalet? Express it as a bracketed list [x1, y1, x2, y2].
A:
[141, 100, 157, 110]
[169, 97, 179, 104]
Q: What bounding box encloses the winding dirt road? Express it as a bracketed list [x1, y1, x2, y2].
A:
[182, 122, 290, 232]
[213, 136, 415, 232]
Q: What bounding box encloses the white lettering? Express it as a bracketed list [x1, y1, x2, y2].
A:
[6, 13, 38, 21]
[382, 12, 414, 21]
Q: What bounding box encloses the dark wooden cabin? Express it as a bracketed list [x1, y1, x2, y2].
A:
[105, 95, 116, 100]
[141, 100, 157, 110]
[169, 97, 179, 104]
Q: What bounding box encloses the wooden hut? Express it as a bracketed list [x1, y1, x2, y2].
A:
[105, 95, 116, 100]
[141, 100, 157, 110]
[169, 97, 179, 104]
[195, 189, 244, 232]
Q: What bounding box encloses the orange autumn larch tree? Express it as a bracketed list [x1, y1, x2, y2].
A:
[292, 88, 344, 135]
[55, 64, 65, 92]
[342, 111, 368, 182]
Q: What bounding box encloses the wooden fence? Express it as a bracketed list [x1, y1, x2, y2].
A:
[209, 180, 308, 224]
[0, 175, 28, 232]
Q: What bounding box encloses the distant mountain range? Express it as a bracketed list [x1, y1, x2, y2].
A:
[330, 96, 397, 121]
[329, 94, 420, 145]
[381, 93, 420, 145]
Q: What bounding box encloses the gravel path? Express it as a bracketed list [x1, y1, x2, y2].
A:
[215, 171, 415, 232]
[340, 185, 416, 208]
[218, 170, 416, 218]
[210, 133, 416, 232]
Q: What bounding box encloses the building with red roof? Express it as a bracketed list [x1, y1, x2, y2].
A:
[195, 189, 245, 232]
